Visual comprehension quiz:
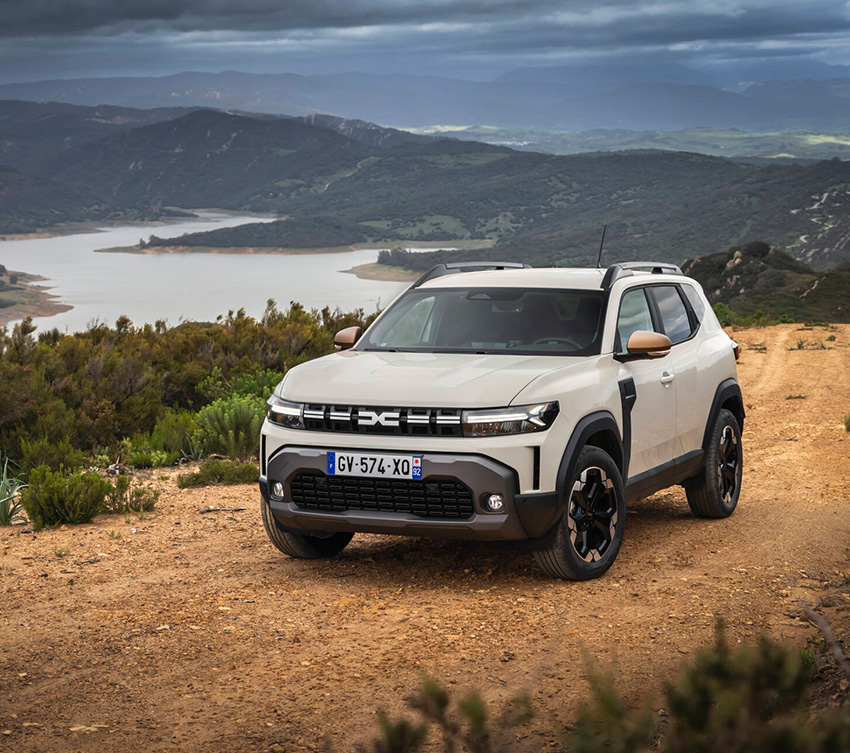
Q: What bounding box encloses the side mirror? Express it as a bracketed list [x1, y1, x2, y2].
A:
[334, 326, 362, 350]
[616, 330, 672, 361]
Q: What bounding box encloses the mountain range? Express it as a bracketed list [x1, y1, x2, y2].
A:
[2, 100, 850, 272]
[3, 68, 850, 132]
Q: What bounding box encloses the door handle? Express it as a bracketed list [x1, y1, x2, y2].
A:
[660, 372, 675, 384]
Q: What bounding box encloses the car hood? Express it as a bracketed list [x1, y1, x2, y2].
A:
[279, 350, 580, 408]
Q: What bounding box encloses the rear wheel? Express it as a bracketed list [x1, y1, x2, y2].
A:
[534, 446, 626, 581]
[261, 499, 353, 559]
[685, 408, 742, 518]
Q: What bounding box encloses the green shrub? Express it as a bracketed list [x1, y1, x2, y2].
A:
[192, 393, 265, 460]
[21, 465, 110, 529]
[198, 367, 282, 402]
[367, 625, 850, 753]
[150, 409, 197, 455]
[18, 437, 86, 476]
[177, 458, 259, 488]
[127, 449, 181, 469]
[845, 413, 850, 433]
[712, 301, 733, 327]
[104, 475, 159, 513]
[0, 453, 27, 526]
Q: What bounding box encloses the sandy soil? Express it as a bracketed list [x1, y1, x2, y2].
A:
[0, 271, 72, 327]
[1, 324, 849, 752]
[342, 262, 419, 282]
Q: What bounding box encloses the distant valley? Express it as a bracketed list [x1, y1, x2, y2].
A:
[2, 100, 850, 273]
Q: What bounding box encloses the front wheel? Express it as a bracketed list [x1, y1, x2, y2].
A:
[685, 408, 742, 518]
[534, 446, 626, 581]
[261, 500, 354, 559]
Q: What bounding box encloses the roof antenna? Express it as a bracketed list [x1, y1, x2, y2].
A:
[595, 224, 607, 268]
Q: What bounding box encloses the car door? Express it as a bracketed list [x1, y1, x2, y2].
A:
[646, 285, 700, 458]
[615, 287, 677, 478]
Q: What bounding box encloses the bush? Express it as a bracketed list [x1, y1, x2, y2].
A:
[104, 475, 159, 513]
[21, 465, 110, 529]
[367, 624, 850, 753]
[177, 458, 259, 488]
[18, 437, 86, 476]
[712, 301, 733, 327]
[150, 409, 197, 455]
[127, 448, 181, 469]
[0, 453, 27, 526]
[198, 367, 282, 402]
[192, 393, 265, 460]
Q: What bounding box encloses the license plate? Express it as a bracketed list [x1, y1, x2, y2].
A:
[327, 451, 422, 480]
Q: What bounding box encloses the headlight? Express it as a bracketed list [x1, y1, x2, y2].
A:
[462, 401, 559, 437]
[266, 396, 305, 429]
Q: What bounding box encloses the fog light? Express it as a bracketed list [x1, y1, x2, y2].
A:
[272, 482, 284, 498]
[485, 494, 505, 512]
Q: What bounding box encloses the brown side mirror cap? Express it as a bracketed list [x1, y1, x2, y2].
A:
[334, 326, 362, 350]
[617, 330, 672, 361]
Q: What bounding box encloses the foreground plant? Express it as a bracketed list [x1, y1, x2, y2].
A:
[366, 623, 850, 753]
[0, 453, 27, 525]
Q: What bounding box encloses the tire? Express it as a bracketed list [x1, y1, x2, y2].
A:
[533, 446, 626, 581]
[686, 408, 742, 519]
[261, 499, 353, 559]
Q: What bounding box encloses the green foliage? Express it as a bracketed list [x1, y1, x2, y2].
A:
[198, 367, 282, 402]
[0, 453, 27, 526]
[0, 302, 366, 462]
[192, 393, 266, 460]
[21, 465, 110, 529]
[844, 413, 850, 433]
[571, 671, 655, 753]
[368, 626, 850, 753]
[176, 458, 259, 488]
[712, 302, 733, 327]
[104, 475, 159, 514]
[18, 437, 86, 476]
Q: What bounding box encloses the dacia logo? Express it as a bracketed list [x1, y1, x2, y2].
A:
[357, 408, 400, 427]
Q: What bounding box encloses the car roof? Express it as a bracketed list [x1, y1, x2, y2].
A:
[416, 266, 695, 291]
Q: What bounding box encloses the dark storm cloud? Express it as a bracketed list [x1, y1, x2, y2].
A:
[1, 0, 849, 79]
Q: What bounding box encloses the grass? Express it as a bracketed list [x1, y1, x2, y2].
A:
[845, 413, 850, 432]
[53, 546, 70, 558]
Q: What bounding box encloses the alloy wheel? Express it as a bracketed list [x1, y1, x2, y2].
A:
[567, 467, 619, 562]
[718, 425, 739, 503]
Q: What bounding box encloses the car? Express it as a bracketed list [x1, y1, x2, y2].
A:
[258, 261, 744, 580]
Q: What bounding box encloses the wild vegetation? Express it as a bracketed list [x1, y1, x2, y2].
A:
[368, 624, 850, 753]
[0, 301, 373, 524]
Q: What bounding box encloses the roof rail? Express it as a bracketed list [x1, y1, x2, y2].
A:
[601, 261, 683, 290]
[411, 261, 531, 288]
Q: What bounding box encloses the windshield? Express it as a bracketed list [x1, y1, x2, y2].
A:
[359, 287, 605, 356]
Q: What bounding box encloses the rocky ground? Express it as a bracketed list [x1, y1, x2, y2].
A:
[1, 323, 849, 752]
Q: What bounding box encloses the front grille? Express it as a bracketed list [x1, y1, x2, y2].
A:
[303, 405, 463, 437]
[290, 473, 474, 519]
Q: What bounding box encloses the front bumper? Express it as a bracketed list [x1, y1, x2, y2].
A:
[260, 445, 562, 541]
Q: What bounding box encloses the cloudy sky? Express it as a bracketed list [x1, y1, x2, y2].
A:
[1, 0, 849, 82]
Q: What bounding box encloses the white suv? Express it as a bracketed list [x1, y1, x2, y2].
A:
[259, 262, 744, 580]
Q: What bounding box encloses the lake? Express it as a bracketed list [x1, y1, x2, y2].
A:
[0, 212, 419, 332]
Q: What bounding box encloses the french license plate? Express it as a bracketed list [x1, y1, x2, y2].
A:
[327, 451, 422, 480]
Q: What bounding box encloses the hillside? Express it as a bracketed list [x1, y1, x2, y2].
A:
[682, 240, 850, 321]
[4, 103, 850, 269]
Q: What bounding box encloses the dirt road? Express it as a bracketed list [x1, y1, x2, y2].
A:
[2, 324, 849, 752]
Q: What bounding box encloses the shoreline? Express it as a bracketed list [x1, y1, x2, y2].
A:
[0, 208, 279, 245]
[0, 271, 72, 327]
[96, 238, 494, 255]
[342, 262, 419, 281]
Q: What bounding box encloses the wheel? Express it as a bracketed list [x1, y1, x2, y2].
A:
[533, 446, 626, 581]
[685, 408, 742, 518]
[261, 499, 353, 559]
